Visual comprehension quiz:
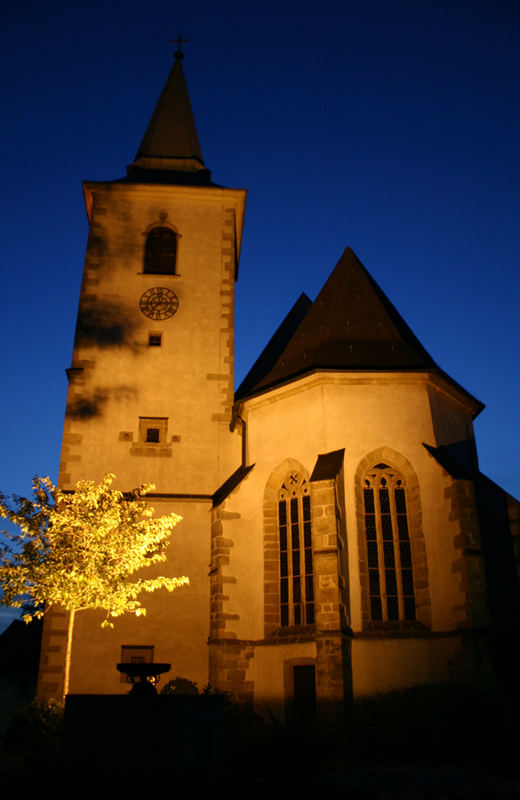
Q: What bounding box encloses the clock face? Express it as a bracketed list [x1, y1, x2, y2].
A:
[139, 287, 179, 320]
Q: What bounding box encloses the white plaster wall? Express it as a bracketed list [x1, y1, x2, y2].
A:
[222, 373, 472, 650]
[352, 636, 460, 695]
[63, 182, 244, 495]
[68, 498, 212, 694]
[252, 641, 317, 720]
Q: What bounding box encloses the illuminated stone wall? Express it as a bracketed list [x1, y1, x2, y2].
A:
[37, 179, 245, 698]
[208, 370, 495, 720]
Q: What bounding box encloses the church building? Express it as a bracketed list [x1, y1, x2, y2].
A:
[37, 50, 520, 720]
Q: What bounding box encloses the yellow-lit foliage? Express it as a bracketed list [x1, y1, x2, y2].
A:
[0, 474, 188, 626]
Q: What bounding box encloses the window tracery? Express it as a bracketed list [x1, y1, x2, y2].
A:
[278, 472, 314, 626]
[363, 463, 416, 622]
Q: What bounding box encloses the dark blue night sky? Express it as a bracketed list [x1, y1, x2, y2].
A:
[1, 0, 519, 512]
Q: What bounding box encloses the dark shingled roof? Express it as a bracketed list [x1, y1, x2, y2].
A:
[423, 443, 474, 479]
[126, 54, 212, 185]
[236, 293, 312, 401]
[236, 248, 438, 400]
[212, 464, 255, 508]
[310, 449, 345, 481]
[135, 54, 203, 163]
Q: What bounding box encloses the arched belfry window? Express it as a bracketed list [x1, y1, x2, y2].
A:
[363, 463, 416, 622]
[144, 226, 177, 275]
[278, 472, 314, 627]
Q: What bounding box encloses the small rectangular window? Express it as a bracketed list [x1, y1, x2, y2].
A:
[121, 645, 154, 662]
[139, 417, 168, 445]
[146, 428, 160, 443]
[120, 645, 154, 682]
[149, 333, 162, 347]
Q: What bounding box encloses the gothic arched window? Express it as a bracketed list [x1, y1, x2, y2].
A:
[278, 472, 314, 627]
[363, 463, 416, 622]
[144, 226, 177, 274]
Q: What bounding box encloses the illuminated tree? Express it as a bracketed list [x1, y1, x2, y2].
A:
[0, 474, 188, 696]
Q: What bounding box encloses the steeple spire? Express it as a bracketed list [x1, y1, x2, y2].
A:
[127, 43, 211, 184]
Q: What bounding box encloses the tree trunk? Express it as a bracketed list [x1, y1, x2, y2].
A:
[63, 607, 76, 698]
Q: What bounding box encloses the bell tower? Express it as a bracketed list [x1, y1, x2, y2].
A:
[37, 48, 246, 698]
[62, 48, 246, 495]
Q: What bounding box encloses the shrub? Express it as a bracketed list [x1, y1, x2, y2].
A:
[344, 682, 501, 766]
[3, 698, 64, 754]
[160, 676, 199, 695]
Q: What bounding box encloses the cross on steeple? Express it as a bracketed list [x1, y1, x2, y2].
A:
[171, 34, 189, 59]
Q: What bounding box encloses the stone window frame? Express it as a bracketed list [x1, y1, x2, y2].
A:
[142, 222, 180, 276]
[355, 447, 431, 630]
[130, 417, 172, 457]
[264, 459, 314, 637]
[278, 471, 314, 627]
[139, 417, 168, 445]
[119, 644, 154, 683]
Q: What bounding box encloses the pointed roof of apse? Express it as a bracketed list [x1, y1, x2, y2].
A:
[236, 293, 313, 401]
[236, 247, 440, 400]
[127, 51, 211, 184]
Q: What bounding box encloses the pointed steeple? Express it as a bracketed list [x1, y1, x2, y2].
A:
[127, 48, 211, 184]
[237, 248, 449, 400]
